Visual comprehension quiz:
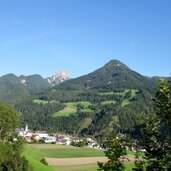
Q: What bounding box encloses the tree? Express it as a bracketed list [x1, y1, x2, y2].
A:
[97, 136, 127, 171]
[0, 102, 19, 142]
[155, 78, 171, 139]
[0, 101, 33, 171]
[133, 78, 171, 171]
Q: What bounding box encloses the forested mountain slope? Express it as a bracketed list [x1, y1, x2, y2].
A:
[56, 59, 154, 92]
[0, 60, 160, 141]
[19, 74, 51, 90]
[14, 60, 156, 141]
[0, 74, 29, 104]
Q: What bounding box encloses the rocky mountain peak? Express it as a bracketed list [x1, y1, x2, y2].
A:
[47, 70, 70, 86]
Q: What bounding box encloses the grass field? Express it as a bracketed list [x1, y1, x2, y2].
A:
[98, 91, 115, 96]
[26, 144, 104, 158]
[23, 144, 55, 171]
[33, 99, 49, 104]
[41, 147, 104, 158]
[24, 144, 138, 171]
[100, 100, 116, 105]
[121, 99, 130, 107]
[53, 101, 93, 117]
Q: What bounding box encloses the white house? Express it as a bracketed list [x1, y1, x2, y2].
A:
[42, 136, 56, 143]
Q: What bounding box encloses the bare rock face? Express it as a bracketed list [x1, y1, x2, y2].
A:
[47, 70, 70, 86]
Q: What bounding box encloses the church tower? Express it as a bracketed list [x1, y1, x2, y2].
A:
[25, 123, 28, 133]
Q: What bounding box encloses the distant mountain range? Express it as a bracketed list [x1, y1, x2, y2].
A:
[56, 60, 155, 91]
[0, 71, 70, 103]
[0, 60, 167, 104]
[0, 59, 169, 140]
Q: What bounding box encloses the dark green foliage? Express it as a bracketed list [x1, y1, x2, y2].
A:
[0, 74, 29, 104]
[15, 101, 65, 130]
[55, 60, 154, 92]
[71, 140, 87, 147]
[40, 158, 48, 166]
[0, 102, 19, 142]
[0, 101, 32, 171]
[0, 60, 156, 140]
[133, 79, 171, 171]
[155, 79, 171, 139]
[98, 136, 127, 171]
[19, 74, 51, 90]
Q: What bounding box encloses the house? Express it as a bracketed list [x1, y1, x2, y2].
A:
[42, 136, 56, 143]
[33, 131, 49, 140]
[56, 134, 71, 145]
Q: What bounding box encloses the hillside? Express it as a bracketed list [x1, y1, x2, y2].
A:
[56, 60, 154, 92]
[0, 74, 29, 104]
[19, 74, 51, 90]
[0, 60, 161, 141]
[14, 60, 156, 141]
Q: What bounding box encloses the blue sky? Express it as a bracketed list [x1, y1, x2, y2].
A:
[0, 0, 171, 78]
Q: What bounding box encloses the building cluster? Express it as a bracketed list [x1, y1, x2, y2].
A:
[15, 124, 98, 148]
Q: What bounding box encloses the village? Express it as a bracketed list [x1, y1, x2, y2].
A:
[16, 124, 100, 149]
[16, 124, 145, 152]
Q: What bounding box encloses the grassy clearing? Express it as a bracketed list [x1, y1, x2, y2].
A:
[99, 89, 137, 97]
[24, 144, 138, 171]
[33, 99, 48, 104]
[27, 144, 77, 150]
[26, 144, 104, 158]
[100, 100, 116, 105]
[40, 148, 104, 158]
[23, 145, 55, 171]
[53, 101, 92, 117]
[98, 91, 114, 96]
[53, 102, 76, 116]
[121, 99, 130, 107]
[113, 89, 130, 96]
[121, 89, 139, 107]
[131, 89, 139, 98]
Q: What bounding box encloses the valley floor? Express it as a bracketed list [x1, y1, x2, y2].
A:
[24, 144, 137, 171]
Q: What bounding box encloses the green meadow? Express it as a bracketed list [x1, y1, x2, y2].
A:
[33, 99, 49, 104]
[23, 144, 55, 171]
[26, 144, 104, 158]
[53, 101, 93, 117]
[23, 144, 137, 171]
[100, 100, 116, 105]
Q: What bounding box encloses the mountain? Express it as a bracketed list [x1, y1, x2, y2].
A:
[0, 74, 29, 104]
[19, 74, 51, 90]
[56, 59, 154, 92]
[17, 59, 155, 141]
[46, 70, 70, 86]
[0, 60, 162, 141]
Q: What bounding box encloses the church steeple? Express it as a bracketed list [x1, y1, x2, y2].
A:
[25, 124, 28, 132]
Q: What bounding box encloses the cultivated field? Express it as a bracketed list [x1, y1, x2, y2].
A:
[24, 144, 136, 171]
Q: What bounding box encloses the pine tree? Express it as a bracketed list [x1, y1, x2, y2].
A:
[133, 78, 171, 171]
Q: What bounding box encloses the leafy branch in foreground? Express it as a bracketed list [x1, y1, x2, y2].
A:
[98, 136, 127, 171]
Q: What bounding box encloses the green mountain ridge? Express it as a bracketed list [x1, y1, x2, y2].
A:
[19, 74, 51, 90]
[0, 59, 165, 140]
[13, 60, 156, 141]
[0, 74, 29, 104]
[56, 59, 154, 92]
